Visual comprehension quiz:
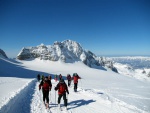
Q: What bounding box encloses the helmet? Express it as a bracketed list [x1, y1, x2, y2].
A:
[74, 73, 77, 76]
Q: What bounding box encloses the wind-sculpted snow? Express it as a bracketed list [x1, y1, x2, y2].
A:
[17, 40, 117, 72]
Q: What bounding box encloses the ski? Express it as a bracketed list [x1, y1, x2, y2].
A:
[58, 106, 69, 112]
[59, 107, 69, 113]
[46, 108, 52, 113]
[57, 105, 69, 113]
[43, 103, 52, 113]
[57, 104, 62, 113]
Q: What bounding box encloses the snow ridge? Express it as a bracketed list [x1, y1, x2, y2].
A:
[0, 49, 8, 58]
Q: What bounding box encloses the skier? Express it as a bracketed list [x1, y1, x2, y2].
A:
[59, 74, 62, 81]
[47, 75, 52, 103]
[41, 74, 45, 81]
[39, 76, 51, 109]
[54, 74, 58, 82]
[37, 74, 40, 82]
[54, 79, 69, 110]
[67, 74, 71, 87]
[72, 73, 81, 92]
[48, 75, 52, 81]
[47, 75, 52, 90]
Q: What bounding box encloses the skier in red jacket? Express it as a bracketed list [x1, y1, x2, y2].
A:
[55, 79, 69, 110]
[72, 73, 81, 92]
[39, 76, 52, 108]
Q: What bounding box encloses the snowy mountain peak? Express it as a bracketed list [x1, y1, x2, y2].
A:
[0, 49, 8, 58]
[54, 40, 83, 57]
[17, 40, 117, 72]
[39, 43, 45, 46]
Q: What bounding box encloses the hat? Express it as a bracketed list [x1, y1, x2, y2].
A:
[59, 79, 64, 83]
[44, 76, 48, 80]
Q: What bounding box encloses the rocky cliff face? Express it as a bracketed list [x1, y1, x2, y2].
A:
[0, 49, 8, 58]
[17, 40, 118, 73]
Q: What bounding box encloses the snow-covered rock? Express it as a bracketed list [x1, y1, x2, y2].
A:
[148, 72, 150, 77]
[0, 49, 8, 58]
[17, 40, 117, 72]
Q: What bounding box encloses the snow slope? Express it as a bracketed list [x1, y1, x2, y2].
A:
[0, 57, 150, 113]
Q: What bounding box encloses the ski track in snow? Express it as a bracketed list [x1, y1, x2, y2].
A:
[0, 79, 36, 113]
[0, 78, 148, 113]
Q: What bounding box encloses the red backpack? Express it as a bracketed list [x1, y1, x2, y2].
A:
[74, 76, 78, 83]
[43, 82, 49, 90]
[59, 83, 66, 94]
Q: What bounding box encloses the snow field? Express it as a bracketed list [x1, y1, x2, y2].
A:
[18, 58, 150, 113]
[0, 57, 150, 113]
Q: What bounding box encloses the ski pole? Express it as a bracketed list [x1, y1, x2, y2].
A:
[39, 89, 42, 101]
[80, 79, 83, 89]
[67, 93, 68, 104]
[55, 91, 56, 107]
[49, 91, 51, 103]
[39, 90, 41, 113]
[70, 80, 72, 87]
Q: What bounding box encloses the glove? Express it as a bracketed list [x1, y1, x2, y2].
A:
[67, 91, 69, 94]
[54, 87, 57, 91]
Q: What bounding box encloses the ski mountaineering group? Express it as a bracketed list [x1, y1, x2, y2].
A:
[37, 73, 81, 110]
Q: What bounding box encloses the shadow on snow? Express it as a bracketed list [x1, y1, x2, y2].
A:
[0, 58, 52, 79]
[68, 99, 95, 110]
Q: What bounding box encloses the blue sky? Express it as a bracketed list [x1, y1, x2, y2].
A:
[0, 0, 150, 58]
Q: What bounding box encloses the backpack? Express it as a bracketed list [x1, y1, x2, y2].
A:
[43, 82, 49, 90]
[74, 76, 78, 83]
[59, 75, 62, 78]
[59, 83, 66, 94]
[67, 75, 71, 80]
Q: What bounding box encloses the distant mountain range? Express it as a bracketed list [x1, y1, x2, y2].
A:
[110, 56, 150, 69]
[17, 40, 118, 73]
[110, 57, 150, 80]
